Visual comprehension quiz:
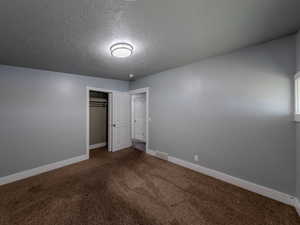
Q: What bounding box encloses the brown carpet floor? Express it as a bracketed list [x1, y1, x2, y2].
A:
[0, 147, 299, 225]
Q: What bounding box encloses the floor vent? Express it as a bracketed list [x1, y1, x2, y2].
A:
[155, 151, 169, 161]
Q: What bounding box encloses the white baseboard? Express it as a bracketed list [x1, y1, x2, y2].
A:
[113, 144, 132, 152]
[89, 142, 107, 149]
[0, 154, 89, 186]
[295, 198, 300, 216]
[147, 149, 295, 206]
[147, 149, 156, 156]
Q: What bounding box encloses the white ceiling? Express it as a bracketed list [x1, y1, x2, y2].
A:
[0, 0, 300, 80]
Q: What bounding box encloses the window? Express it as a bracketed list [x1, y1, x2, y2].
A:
[295, 73, 300, 121]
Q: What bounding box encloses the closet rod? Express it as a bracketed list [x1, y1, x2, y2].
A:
[89, 101, 107, 103]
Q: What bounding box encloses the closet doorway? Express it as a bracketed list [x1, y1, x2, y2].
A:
[89, 91, 108, 152]
[86, 87, 132, 158]
[87, 87, 114, 157]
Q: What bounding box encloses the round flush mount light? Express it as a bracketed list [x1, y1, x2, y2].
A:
[110, 43, 133, 58]
[129, 74, 134, 78]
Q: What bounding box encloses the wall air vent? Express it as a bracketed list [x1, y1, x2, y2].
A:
[155, 151, 169, 161]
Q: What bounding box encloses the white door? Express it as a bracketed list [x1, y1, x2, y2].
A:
[133, 94, 146, 142]
[112, 92, 131, 151]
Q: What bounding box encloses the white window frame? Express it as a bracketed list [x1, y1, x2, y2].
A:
[295, 72, 300, 121]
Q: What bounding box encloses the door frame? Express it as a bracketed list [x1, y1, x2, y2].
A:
[129, 87, 150, 153]
[86, 86, 115, 158]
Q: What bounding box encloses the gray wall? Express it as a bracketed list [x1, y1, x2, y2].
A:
[0, 65, 128, 177]
[297, 31, 300, 72]
[130, 35, 296, 195]
[296, 30, 300, 200]
[296, 122, 300, 199]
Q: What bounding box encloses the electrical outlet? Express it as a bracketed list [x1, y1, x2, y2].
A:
[194, 154, 199, 162]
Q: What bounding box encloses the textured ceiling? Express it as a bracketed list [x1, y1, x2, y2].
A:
[0, 0, 300, 80]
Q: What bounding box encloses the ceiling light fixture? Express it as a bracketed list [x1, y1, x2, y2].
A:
[129, 74, 134, 78]
[110, 43, 133, 58]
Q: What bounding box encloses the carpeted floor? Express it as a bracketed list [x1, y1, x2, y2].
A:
[0, 147, 299, 225]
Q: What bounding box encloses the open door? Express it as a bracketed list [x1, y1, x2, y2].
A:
[111, 92, 132, 152]
[132, 94, 146, 142]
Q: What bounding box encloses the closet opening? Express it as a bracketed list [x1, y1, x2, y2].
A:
[89, 90, 109, 156]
